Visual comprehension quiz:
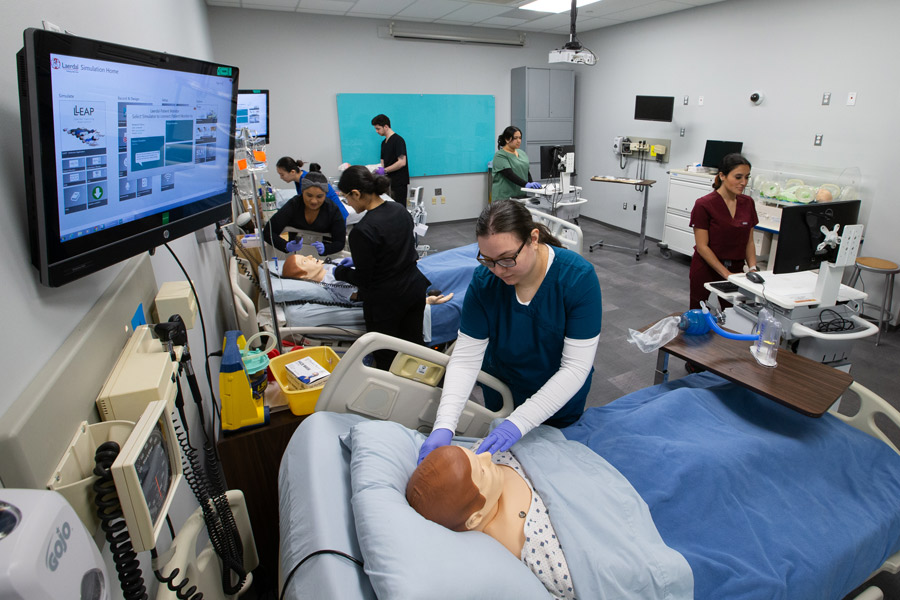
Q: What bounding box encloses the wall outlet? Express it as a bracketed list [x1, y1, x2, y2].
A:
[432, 197, 437, 205]
[440, 196, 446, 204]
[633, 204, 637, 211]
[822, 92, 831, 105]
[623, 202, 627, 210]
[846, 92, 857, 106]
[683, 95, 689, 105]
[698, 95, 704, 106]
[814, 134, 823, 146]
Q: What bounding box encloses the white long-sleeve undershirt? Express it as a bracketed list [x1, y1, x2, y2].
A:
[433, 331, 600, 436]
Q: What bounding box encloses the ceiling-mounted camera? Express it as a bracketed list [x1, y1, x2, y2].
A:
[750, 91, 765, 106]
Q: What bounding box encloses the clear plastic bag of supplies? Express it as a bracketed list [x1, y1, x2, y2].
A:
[627, 316, 681, 353]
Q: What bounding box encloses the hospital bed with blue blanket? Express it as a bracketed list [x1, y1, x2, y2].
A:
[278, 333, 900, 600]
[232, 242, 481, 348]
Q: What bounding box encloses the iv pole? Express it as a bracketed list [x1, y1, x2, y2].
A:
[237, 128, 284, 354]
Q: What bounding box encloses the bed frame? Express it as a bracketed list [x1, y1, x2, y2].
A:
[280, 334, 900, 600]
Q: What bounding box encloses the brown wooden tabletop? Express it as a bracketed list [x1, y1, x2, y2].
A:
[590, 176, 656, 186]
[649, 314, 853, 417]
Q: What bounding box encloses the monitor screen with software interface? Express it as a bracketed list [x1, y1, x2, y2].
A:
[236, 89, 269, 143]
[772, 200, 861, 275]
[18, 28, 238, 286]
[702, 140, 743, 169]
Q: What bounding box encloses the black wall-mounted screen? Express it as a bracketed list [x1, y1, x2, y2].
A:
[634, 95, 674, 122]
[236, 89, 269, 143]
[17, 28, 239, 286]
[772, 200, 862, 275]
[702, 140, 744, 169]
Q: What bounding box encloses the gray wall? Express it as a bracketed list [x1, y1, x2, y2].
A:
[574, 0, 899, 319]
[1, 2, 223, 594]
[208, 7, 569, 221]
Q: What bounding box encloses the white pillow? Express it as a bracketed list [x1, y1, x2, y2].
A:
[343, 420, 549, 600]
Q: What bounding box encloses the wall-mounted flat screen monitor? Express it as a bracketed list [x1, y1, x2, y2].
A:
[702, 140, 744, 169]
[539, 145, 575, 180]
[772, 200, 862, 275]
[634, 95, 674, 122]
[17, 28, 239, 286]
[236, 89, 269, 143]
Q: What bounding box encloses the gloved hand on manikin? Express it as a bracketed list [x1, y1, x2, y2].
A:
[417, 428, 452, 465]
[285, 237, 303, 253]
[477, 420, 522, 454]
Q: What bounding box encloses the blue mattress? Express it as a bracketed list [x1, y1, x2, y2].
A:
[563, 372, 900, 600]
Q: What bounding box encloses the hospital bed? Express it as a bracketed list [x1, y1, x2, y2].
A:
[230, 242, 482, 348]
[278, 333, 900, 600]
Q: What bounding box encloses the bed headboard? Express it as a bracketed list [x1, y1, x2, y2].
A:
[0, 255, 159, 489]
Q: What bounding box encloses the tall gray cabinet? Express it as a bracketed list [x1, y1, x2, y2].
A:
[510, 66, 575, 180]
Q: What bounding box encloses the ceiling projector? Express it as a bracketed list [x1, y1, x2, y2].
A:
[549, 44, 595, 66]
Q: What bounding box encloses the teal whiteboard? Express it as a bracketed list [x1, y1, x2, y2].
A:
[337, 93, 495, 177]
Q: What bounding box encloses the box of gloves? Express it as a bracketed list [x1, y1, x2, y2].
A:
[269, 347, 340, 415]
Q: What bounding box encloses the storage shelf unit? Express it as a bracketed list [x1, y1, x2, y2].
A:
[510, 67, 575, 180]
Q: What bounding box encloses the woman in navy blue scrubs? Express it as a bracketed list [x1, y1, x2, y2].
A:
[418, 200, 602, 462]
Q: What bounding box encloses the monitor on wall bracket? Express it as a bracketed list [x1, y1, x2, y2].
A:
[17, 28, 239, 287]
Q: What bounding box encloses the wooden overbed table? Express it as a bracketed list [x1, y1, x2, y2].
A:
[648, 314, 853, 417]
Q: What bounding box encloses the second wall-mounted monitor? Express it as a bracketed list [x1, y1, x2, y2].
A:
[236, 89, 269, 143]
[634, 95, 674, 122]
[702, 140, 744, 169]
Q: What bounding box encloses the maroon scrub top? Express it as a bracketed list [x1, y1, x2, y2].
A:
[688, 190, 758, 309]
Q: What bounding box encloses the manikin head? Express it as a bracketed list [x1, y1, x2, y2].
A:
[283, 254, 326, 282]
[406, 445, 503, 532]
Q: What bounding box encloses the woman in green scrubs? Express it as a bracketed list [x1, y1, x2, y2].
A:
[491, 126, 541, 201]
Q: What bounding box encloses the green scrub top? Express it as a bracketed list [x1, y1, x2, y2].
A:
[491, 148, 530, 201]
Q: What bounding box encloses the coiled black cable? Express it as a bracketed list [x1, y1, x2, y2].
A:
[154, 565, 203, 600]
[174, 425, 247, 594]
[93, 441, 148, 600]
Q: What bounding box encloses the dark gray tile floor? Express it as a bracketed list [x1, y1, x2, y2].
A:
[423, 215, 900, 599]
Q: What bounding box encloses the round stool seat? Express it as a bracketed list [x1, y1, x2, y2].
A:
[855, 257, 900, 272]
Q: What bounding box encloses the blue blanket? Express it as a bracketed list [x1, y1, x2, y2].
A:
[563, 372, 900, 600]
[514, 427, 694, 599]
[417, 243, 479, 345]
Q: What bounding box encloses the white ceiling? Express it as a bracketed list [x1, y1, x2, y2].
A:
[205, 0, 728, 34]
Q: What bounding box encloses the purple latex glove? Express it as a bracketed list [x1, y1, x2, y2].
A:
[476, 420, 522, 455]
[311, 241, 325, 255]
[525, 182, 542, 189]
[285, 237, 303, 252]
[374, 166, 386, 176]
[338, 257, 354, 268]
[418, 428, 453, 465]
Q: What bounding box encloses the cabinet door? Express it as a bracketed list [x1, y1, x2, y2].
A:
[549, 70, 574, 119]
[527, 69, 551, 119]
[667, 179, 708, 216]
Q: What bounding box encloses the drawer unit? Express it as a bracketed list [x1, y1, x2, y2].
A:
[661, 170, 714, 258]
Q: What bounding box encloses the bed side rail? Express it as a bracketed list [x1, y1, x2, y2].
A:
[527, 208, 584, 254]
[316, 332, 513, 438]
[828, 381, 900, 456]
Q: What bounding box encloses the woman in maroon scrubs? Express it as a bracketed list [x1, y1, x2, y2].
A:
[689, 154, 759, 309]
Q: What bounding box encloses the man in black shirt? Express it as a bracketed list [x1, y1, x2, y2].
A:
[371, 114, 409, 202]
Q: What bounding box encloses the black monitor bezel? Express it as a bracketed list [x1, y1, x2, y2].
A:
[539, 144, 575, 180]
[634, 95, 675, 122]
[18, 28, 239, 286]
[701, 140, 744, 169]
[772, 199, 862, 275]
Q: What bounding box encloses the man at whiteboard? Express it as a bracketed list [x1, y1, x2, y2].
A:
[371, 114, 409, 202]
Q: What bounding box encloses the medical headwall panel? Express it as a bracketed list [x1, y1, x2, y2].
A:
[337, 94, 495, 177]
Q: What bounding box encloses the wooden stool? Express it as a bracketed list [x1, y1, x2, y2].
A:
[848, 257, 900, 346]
